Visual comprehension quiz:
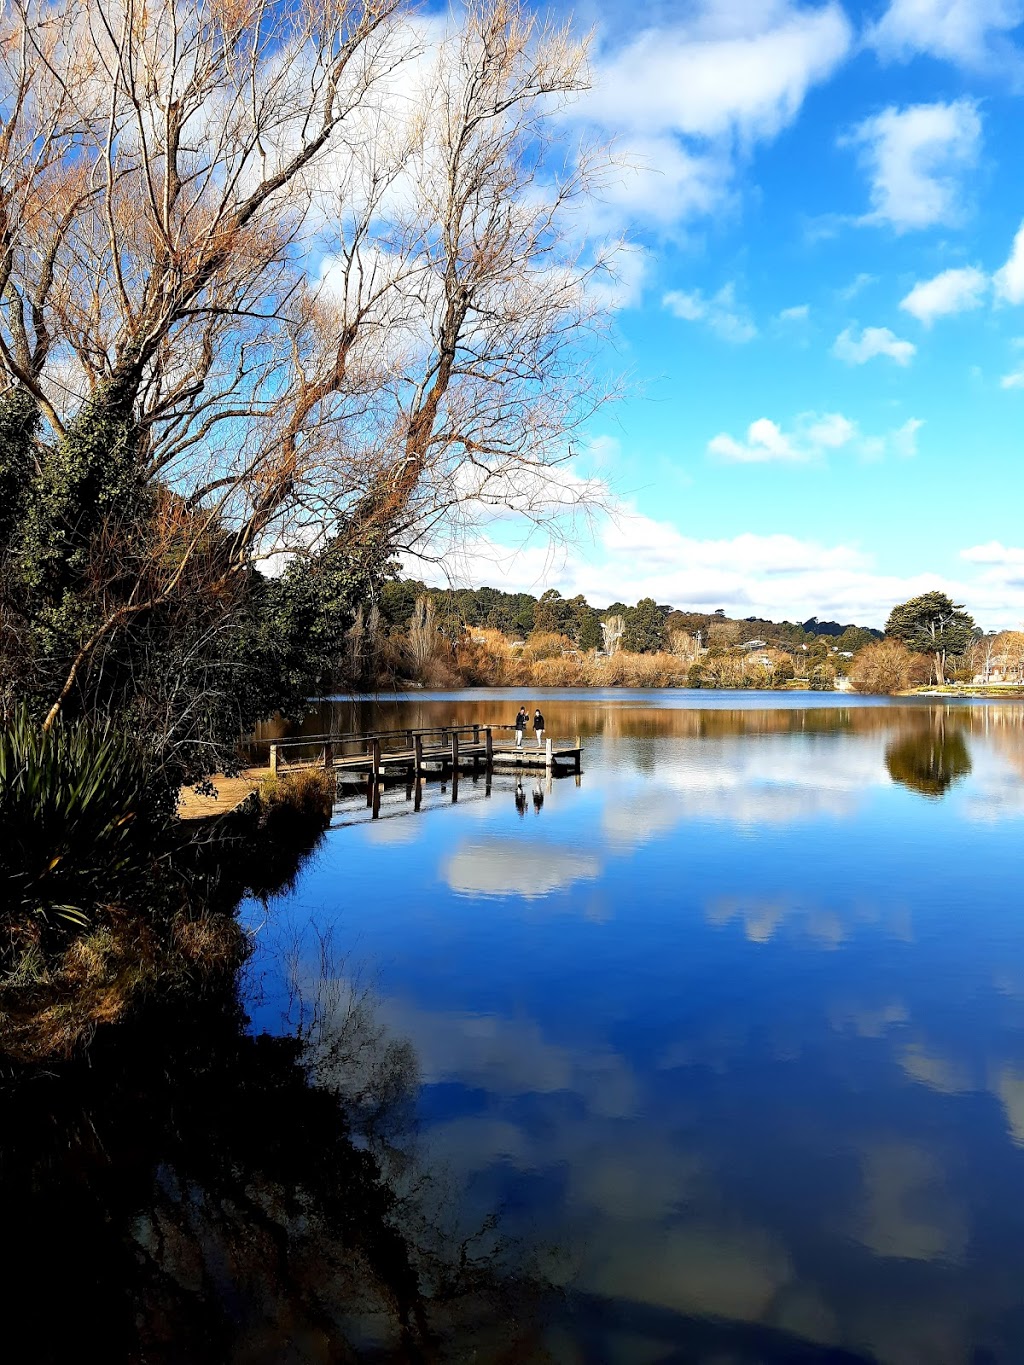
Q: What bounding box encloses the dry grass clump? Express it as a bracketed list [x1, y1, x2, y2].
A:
[454, 628, 528, 685]
[0, 911, 246, 1063]
[588, 651, 691, 687]
[452, 631, 713, 688]
[257, 767, 335, 824]
[531, 654, 586, 686]
[1, 718, 334, 1064]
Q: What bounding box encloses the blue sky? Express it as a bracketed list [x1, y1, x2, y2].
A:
[428, 0, 1024, 630]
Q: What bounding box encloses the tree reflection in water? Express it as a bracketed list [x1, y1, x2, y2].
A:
[885, 714, 972, 799]
[0, 957, 556, 1364]
[0, 931, 884, 1365]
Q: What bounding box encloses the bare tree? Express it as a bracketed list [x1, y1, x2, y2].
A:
[850, 639, 922, 694]
[996, 631, 1024, 686]
[319, 0, 613, 569]
[667, 629, 699, 661]
[0, 0, 615, 744]
[601, 614, 624, 655]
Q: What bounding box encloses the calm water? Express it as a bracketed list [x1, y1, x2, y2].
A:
[241, 692, 1024, 1364]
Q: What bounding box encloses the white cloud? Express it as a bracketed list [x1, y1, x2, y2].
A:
[709, 418, 797, 462]
[832, 324, 916, 365]
[1000, 366, 1024, 389]
[804, 412, 858, 448]
[585, 3, 852, 143]
[707, 411, 919, 463]
[994, 220, 1024, 304]
[586, 135, 730, 238]
[962, 540, 1024, 564]
[779, 304, 810, 321]
[961, 542, 1024, 587]
[587, 241, 650, 311]
[584, 434, 622, 469]
[838, 272, 878, 300]
[881, 219, 1024, 340]
[869, 0, 1024, 72]
[844, 100, 981, 232]
[899, 266, 989, 324]
[663, 282, 757, 342]
[574, 2, 853, 235]
[412, 516, 1024, 630]
[891, 417, 924, 457]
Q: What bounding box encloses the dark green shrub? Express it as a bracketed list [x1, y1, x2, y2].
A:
[0, 706, 173, 930]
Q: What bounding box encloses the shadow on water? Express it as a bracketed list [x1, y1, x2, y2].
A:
[0, 973, 555, 1364]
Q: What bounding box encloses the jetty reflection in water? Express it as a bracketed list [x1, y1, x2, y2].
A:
[247, 695, 1024, 1363]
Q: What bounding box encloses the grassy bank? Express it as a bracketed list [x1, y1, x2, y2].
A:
[1, 710, 335, 1061]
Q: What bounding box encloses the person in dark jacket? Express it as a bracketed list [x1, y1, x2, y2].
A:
[514, 706, 528, 747]
[533, 708, 545, 748]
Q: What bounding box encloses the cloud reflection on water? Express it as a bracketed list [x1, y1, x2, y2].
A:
[257, 698, 1024, 1363]
[444, 838, 601, 899]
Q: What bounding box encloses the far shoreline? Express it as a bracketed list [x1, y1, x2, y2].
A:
[319, 684, 1024, 702]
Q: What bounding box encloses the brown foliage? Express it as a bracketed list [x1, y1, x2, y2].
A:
[850, 639, 929, 694]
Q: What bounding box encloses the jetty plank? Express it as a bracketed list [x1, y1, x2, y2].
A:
[178, 771, 264, 821]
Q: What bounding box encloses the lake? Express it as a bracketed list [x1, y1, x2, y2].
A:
[241, 691, 1024, 1364]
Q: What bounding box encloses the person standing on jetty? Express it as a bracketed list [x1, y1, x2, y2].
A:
[514, 705, 528, 747]
[533, 708, 545, 748]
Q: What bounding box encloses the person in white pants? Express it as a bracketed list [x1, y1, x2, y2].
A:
[514, 705, 528, 747]
[533, 709, 545, 748]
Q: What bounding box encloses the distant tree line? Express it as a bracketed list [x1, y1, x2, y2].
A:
[357, 581, 1020, 696]
[348, 577, 888, 690]
[374, 580, 881, 655]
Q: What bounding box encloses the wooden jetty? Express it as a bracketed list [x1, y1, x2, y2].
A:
[179, 726, 581, 823]
[266, 723, 582, 785]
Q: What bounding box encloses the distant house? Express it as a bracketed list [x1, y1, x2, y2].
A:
[974, 653, 1023, 685]
[740, 638, 768, 651]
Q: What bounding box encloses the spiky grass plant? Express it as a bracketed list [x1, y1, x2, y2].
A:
[0, 705, 170, 931]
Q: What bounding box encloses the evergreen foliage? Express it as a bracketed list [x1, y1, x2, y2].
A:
[0, 388, 37, 553]
[0, 374, 378, 775]
[885, 592, 976, 657]
[885, 591, 976, 684]
[622, 597, 667, 654]
[578, 611, 603, 651]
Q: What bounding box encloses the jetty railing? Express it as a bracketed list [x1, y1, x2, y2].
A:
[262, 723, 580, 779]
